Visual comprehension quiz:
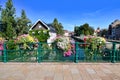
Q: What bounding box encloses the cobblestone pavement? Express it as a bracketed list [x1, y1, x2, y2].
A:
[0, 63, 120, 80]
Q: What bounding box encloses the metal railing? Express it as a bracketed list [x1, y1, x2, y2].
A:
[0, 41, 120, 63]
[75, 41, 120, 63]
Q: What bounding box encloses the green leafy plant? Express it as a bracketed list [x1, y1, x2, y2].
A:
[29, 29, 50, 42]
[6, 40, 18, 50]
[6, 34, 37, 61]
[16, 34, 36, 49]
[85, 36, 106, 60]
[86, 37, 106, 50]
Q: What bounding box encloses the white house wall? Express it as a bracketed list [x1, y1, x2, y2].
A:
[47, 32, 57, 43]
[64, 32, 69, 37]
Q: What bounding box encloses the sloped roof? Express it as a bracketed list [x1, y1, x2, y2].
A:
[29, 19, 56, 33]
[110, 19, 120, 28]
[47, 23, 56, 33]
[29, 19, 50, 30]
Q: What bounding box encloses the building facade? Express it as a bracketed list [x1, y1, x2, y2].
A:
[108, 20, 120, 40]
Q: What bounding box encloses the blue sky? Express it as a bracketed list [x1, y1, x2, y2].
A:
[1, 0, 120, 31]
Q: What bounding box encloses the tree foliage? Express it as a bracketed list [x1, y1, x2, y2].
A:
[52, 18, 64, 35]
[99, 29, 108, 37]
[0, 5, 2, 11]
[74, 23, 94, 36]
[5, 23, 16, 39]
[0, 0, 31, 40]
[0, 5, 2, 19]
[1, 0, 16, 39]
[16, 9, 31, 36]
[74, 26, 80, 36]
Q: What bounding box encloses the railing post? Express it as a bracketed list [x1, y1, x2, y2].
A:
[112, 42, 116, 63]
[94, 49, 97, 62]
[75, 42, 79, 63]
[38, 42, 41, 63]
[110, 50, 112, 62]
[3, 43, 7, 63]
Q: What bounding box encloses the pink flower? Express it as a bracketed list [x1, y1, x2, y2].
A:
[64, 50, 72, 57]
[71, 44, 75, 48]
[84, 37, 86, 42]
[0, 44, 3, 50]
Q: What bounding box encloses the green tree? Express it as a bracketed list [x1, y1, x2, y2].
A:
[74, 26, 81, 36]
[58, 23, 64, 35]
[74, 23, 94, 36]
[81, 23, 89, 35]
[0, 5, 2, 30]
[0, 5, 2, 10]
[52, 18, 64, 35]
[6, 23, 16, 39]
[89, 27, 94, 35]
[99, 29, 108, 37]
[1, 0, 16, 39]
[16, 9, 31, 36]
[0, 5, 2, 19]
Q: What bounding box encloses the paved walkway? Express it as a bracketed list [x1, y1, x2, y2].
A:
[0, 63, 120, 80]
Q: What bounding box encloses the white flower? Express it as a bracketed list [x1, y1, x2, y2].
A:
[38, 31, 41, 34]
[32, 32, 35, 34]
[43, 31, 47, 34]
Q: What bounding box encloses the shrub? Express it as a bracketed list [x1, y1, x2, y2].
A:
[17, 34, 35, 43]
[84, 36, 106, 60]
[54, 36, 74, 56]
[29, 29, 50, 42]
[16, 34, 36, 49]
[86, 36, 106, 50]
[6, 40, 18, 50]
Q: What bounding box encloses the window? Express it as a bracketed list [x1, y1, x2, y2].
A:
[39, 25, 42, 28]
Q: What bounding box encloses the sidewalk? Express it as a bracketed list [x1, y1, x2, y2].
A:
[0, 63, 120, 80]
